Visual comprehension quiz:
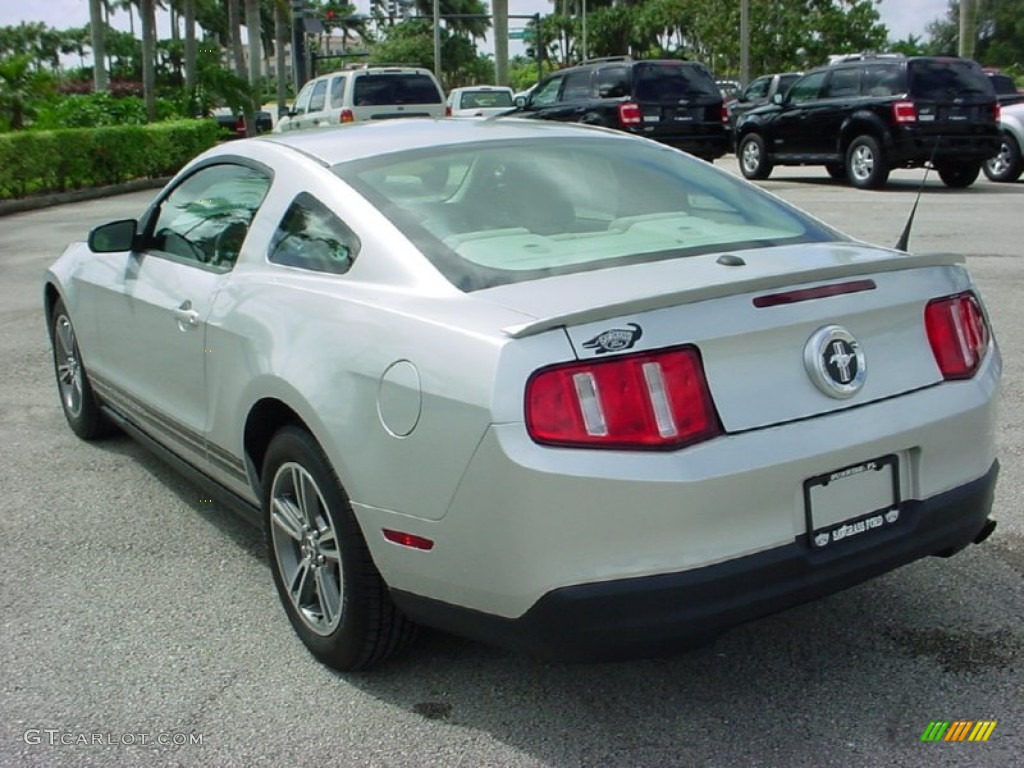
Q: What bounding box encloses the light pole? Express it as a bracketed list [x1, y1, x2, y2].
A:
[433, 0, 442, 81]
[582, 0, 587, 63]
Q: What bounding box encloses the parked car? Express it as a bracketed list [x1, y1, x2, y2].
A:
[212, 107, 274, 138]
[984, 101, 1024, 182]
[985, 70, 1024, 107]
[716, 79, 741, 103]
[445, 85, 515, 118]
[726, 72, 802, 129]
[508, 55, 729, 161]
[275, 64, 444, 132]
[735, 54, 1001, 189]
[46, 118, 1000, 671]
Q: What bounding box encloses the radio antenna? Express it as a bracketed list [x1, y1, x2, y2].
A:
[895, 139, 941, 252]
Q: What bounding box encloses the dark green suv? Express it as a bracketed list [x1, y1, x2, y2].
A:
[511, 56, 729, 162]
[734, 54, 1001, 189]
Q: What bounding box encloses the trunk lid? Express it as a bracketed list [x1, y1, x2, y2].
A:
[485, 243, 970, 432]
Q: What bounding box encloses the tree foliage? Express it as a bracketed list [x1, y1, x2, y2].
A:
[926, 0, 1024, 67]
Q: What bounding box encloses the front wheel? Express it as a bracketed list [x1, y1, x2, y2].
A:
[983, 133, 1022, 182]
[263, 426, 416, 671]
[937, 162, 981, 188]
[845, 135, 889, 189]
[738, 134, 773, 180]
[49, 298, 111, 440]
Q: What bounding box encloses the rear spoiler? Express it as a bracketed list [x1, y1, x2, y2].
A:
[502, 250, 963, 339]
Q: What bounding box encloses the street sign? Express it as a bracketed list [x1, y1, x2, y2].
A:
[509, 29, 533, 41]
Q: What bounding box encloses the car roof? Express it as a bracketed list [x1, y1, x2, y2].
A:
[252, 118, 628, 166]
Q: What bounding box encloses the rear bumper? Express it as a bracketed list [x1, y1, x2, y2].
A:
[392, 460, 998, 661]
[629, 127, 729, 159]
[886, 129, 1001, 167]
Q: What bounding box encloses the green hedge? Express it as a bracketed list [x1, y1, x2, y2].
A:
[0, 119, 221, 200]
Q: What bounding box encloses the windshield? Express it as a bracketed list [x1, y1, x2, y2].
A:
[335, 138, 839, 291]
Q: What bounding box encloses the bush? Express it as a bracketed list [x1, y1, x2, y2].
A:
[0, 119, 221, 199]
[32, 92, 184, 129]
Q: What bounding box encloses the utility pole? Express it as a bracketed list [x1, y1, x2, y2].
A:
[958, 0, 974, 58]
[433, 0, 442, 82]
[291, 0, 307, 91]
[739, 0, 749, 87]
[493, 0, 508, 85]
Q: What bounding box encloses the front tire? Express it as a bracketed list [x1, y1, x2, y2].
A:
[263, 425, 416, 671]
[983, 133, 1022, 182]
[846, 135, 889, 189]
[49, 298, 110, 440]
[937, 162, 981, 188]
[738, 134, 772, 180]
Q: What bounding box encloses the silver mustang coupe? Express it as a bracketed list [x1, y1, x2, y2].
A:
[45, 118, 1000, 670]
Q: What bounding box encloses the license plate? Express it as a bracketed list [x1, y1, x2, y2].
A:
[803, 455, 901, 549]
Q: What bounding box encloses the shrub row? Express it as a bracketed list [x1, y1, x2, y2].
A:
[0, 119, 221, 200]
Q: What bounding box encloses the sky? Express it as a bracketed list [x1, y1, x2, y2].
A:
[0, 0, 953, 54]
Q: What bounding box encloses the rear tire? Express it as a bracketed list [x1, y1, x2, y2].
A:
[937, 162, 981, 188]
[263, 425, 416, 671]
[982, 133, 1022, 182]
[825, 163, 847, 180]
[738, 134, 772, 180]
[49, 298, 111, 440]
[845, 135, 889, 189]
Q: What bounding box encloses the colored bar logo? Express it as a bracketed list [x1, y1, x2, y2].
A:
[921, 721, 997, 742]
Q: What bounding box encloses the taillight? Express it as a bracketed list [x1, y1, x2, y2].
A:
[525, 346, 721, 450]
[892, 100, 917, 123]
[618, 102, 642, 127]
[994, 103, 1001, 122]
[234, 116, 246, 137]
[721, 103, 730, 124]
[444, 105, 452, 117]
[924, 292, 990, 380]
[340, 108, 354, 123]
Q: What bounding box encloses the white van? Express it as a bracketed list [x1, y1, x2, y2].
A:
[276, 65, 445, 132]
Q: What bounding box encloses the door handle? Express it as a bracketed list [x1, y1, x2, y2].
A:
[173, 300, 199, 331]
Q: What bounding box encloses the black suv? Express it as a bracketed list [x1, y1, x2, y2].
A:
[735, 54, 1001, 189]
[511, 56, 729, 161]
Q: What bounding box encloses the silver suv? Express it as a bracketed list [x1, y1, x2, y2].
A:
[276, 65, 445, 132]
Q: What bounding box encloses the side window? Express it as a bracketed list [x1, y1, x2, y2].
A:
[268, 192, 360, 275]
[329, 75, 347, 107]
[531, 76, 565, 107]
[863, 64, 902, 97]
[309, 80, 328, 112]
[595, 66, 629, 97]
[787, 71, 827, 104]
[745, 77, 770, 100]
[562, 70, 593, 100]
[293, 82, 314, 115]
[148, 164, 271, 271]
[823, 67, 860, 98]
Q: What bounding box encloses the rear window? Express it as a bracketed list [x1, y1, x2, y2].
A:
[908, 59, 994, 100]
[353, 73, 443, 106]
[336, 138, 837, 291]
[460, 90, 514, 109]
[633, 63, 720, 102]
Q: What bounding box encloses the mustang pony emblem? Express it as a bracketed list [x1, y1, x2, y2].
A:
[582, 323, 643, 354]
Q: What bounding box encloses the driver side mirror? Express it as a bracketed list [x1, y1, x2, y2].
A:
[514, 96, 527, 108]
[772, 92, 785, 105]
[88, 219, 139, 253]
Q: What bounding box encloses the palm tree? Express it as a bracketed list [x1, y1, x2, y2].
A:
[227, 0, 246, 78]
[244, 0, 262, 135]
[183, 0, 197, 103]
[141, 0, 157, 120]
[89, 0, 108, 90]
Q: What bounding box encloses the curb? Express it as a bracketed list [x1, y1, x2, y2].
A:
[0, 177, 171, 218]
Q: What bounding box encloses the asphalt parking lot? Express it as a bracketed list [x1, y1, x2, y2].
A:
[1, 160, 1021, 767]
